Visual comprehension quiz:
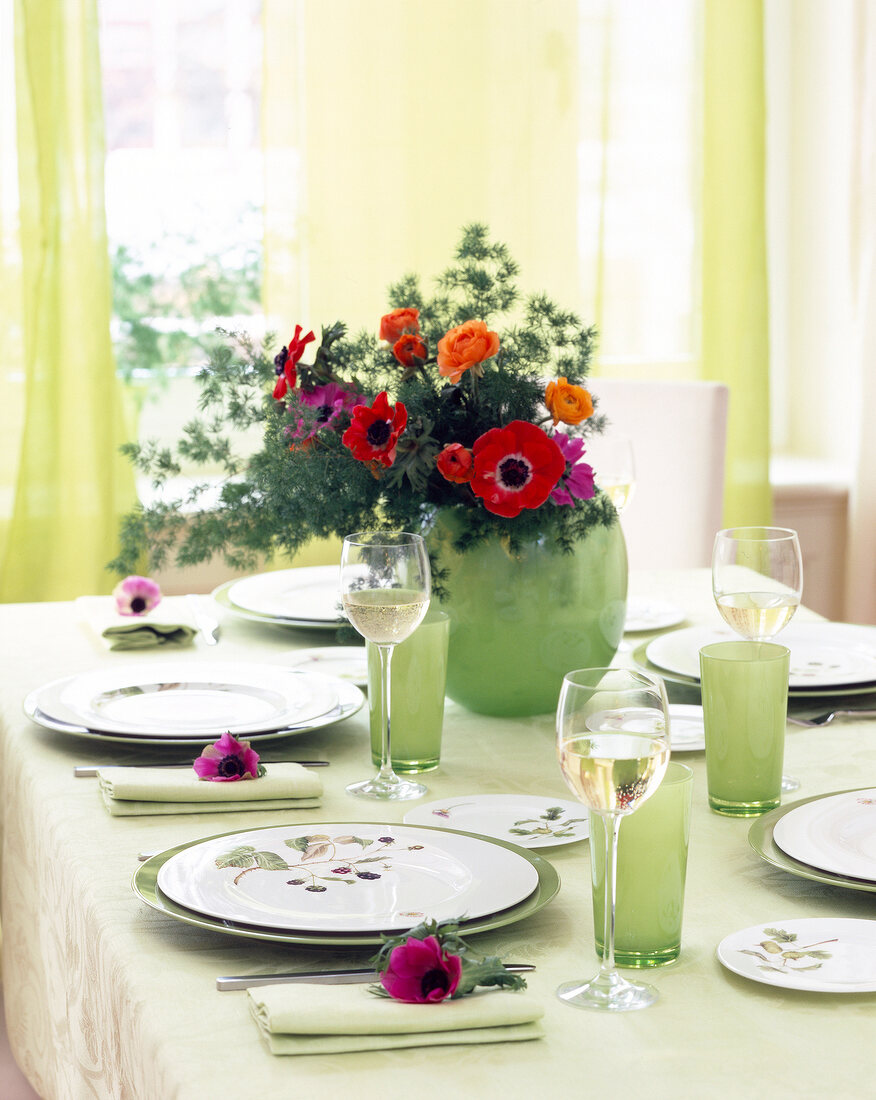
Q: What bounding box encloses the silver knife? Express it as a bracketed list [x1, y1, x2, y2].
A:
[216, 963, 536, 991]
[74, 761, 329, 777]
[187, 595, 221, 645]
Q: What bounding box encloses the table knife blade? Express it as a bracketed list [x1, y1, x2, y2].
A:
[74, 761, 330, 777]
[216, 963, 535, 991]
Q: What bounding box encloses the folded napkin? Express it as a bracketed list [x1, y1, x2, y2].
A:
[247, 983, 544, 1055]
[77, 596, 198, 650]
[101, 622, 197, 650]
[97, 762, 323, 816]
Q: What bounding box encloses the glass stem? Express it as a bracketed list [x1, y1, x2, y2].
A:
[375, 643, 397, 783]
[599, 812, 623, 980]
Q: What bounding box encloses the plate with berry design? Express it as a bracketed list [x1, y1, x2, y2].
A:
[155, 821, 540, 932]
[405, 795, 590, 848]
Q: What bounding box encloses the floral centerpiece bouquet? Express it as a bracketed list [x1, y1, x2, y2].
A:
[111, 224, 617, 590]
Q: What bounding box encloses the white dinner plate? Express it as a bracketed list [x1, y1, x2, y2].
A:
[31, 663, 339, 738]
[283, 647, 368, 686]
[717, 918, 876, 993]
[623, 598, 685, 634]
[24, 679, 364, 746]
[226, 567, 342, 623]
[667, 704, 705, 752]
[772, 788, 876, 882]
[404, 795, 590, 848]
[156, 822, 540, 932]
[646, 623, 876, 689]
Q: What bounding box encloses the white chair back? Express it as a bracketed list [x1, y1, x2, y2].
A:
[588, 378, 729, 569]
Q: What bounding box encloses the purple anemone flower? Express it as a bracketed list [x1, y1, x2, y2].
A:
[379, 935, 463, 1004]
[112, 575, 162, 617]
[549, 431, 596, 507]
[193, 731, 260, 782]
[291, 382, 366, 443]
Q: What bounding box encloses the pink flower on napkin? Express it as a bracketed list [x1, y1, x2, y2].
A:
[193, 731, 260, 781]
[112, 575, 162, 616]
[379, 934, 462, 1003]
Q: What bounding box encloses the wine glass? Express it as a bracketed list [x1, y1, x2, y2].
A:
[556, 667, 670, 1012]
[340, 532, 430, 801]
[591, 433, 636, 515]
[712, 526, 803, 792]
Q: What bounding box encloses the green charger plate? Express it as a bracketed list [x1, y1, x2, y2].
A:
[748, 789, 876, 895]
[633, 643, 876, 701]
[133, 821, 561, 946]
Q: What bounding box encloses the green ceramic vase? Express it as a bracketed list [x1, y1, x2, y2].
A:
[428, 510, 628, 716]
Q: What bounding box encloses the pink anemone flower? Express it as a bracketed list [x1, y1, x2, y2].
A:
[379, 935, 463, 1003]
[549, 431, 596, 506]
[112, 575, 162, 617]
[193, 731, 260, 781]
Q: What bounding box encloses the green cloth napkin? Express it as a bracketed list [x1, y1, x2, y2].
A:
[97, 762, 323, 816]
[248, 984, 544, 1055]
[101, 622, 197, 650]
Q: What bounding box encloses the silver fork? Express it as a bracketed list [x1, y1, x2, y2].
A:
[788, 709, 876, 727]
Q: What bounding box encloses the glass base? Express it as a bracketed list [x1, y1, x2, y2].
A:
[595, 942, 680, 968]
[708, 793, 781, 817]
[557, 972, 658, 1012]
[346, 774, 427, 801]
[370, 754, 440, 774]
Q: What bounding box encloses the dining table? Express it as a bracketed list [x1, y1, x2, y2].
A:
[1, 567, 875, 1100]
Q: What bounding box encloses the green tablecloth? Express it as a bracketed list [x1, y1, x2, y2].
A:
[1, 575, 875, 1100]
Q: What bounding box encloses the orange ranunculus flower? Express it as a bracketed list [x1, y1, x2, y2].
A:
[392, 333, 427, 368]
[436, 443, 474, 484]
[379, 308, 420, 344]
[437, 320, 500, 385]
[544, 378, 594, 426]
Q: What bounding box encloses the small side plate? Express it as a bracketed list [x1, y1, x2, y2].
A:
[717, 918, 876, 993]
[405, 794, 589, 848]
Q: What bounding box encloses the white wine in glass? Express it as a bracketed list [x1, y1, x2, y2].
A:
[556, 668, 670, 1012]
[712, 526, 803, 793]
[591, 433, 636, 516]
[340, 532, 430, 801]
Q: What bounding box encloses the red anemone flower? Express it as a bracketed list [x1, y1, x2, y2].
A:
[273, 324, 315, 400]
[470, 420, 565, 518]
[342, 391, 407, 468]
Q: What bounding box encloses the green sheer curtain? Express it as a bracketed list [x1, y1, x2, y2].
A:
[702, 0, 772, 525]
[0, 0, 136, 603]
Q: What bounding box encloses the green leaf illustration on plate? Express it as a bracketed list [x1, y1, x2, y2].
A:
[740, 927, 838, 976]
[214, 834, 411, 894]
[508, 807, 587, 840]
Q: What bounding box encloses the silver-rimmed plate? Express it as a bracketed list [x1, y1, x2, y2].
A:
[156, 822, 539, 932]
[24, 679, 364, 746]
[30, 663, 340, 738]
[133, 823, 560, 945]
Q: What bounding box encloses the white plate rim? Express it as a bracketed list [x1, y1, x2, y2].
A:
[647, 623, 876, 689]
[33, 663, 340, 738]
[227, 566, 342, 623]
[404, 794, 590, 848]
[772, 788, 876, 882]
[716, 917, 876, 992]
[155, 821, 540, 932]
[283, 647, 368, 686]
[667, 703, 705, 752]
[24, 679, 364, 745]
[623, 597, 685, 634]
